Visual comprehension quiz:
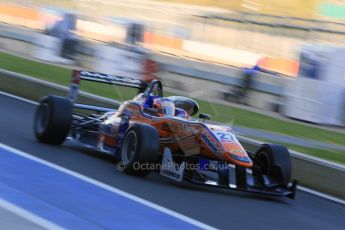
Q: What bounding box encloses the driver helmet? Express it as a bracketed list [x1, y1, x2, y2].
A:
[150, 83, 160, 96]
[153, 98, 175, 117]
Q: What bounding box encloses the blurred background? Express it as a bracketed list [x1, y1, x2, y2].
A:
[1, 2, 345, 228]
[0, 0, 345, 128]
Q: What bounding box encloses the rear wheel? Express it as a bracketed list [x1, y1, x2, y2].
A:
[34, 95, 72, 145]
[253, 144, 291, 187]
[119, 123, 159, 176]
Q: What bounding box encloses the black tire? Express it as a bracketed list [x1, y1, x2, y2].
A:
[34, 95, 72, 145]
[253, 144, 291, 187]
[119, 123, 159, 176]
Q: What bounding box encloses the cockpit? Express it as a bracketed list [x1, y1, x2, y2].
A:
[135, 80, 199, 119]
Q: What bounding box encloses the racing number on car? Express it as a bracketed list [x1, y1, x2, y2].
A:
[215, 132, 235, 142]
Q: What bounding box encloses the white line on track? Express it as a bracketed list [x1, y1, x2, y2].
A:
[298, 186, 345, 206]
[0, 143, 217, 230]
[0, 91, 37, 105]
[1, 90, 345, 207]
[0, 198, 65, 230]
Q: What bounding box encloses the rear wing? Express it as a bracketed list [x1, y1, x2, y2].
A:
[68, 70, 147, 102]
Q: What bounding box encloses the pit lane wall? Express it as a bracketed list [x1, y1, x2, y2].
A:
[1, 68, 344, 200]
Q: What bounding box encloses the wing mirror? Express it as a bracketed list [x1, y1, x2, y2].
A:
[199, 113, 211, 121]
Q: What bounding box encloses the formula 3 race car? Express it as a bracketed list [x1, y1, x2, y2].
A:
[33, 70, 297, 199]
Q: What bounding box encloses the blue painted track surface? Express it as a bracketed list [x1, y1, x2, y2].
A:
[0, 146, 201, 230]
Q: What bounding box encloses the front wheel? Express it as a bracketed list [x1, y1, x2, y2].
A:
[253, 144, 292, 187]
[119, 123, 159, 176]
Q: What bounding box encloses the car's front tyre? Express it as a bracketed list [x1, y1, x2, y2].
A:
[253, 144, 292, 188]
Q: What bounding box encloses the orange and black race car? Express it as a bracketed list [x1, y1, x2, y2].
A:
[33, 70, 297, 199]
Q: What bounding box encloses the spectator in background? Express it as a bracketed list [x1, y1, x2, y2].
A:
[46, 13, 78, 59]
[126, 23, 144, 45]
[238, 64, 260, 104]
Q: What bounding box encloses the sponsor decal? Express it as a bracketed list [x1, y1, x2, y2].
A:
[231, 149, 245, 154]
[71, 70, 81, 84]
[68, 70, 80, 102]
[228, 153, 251, 163]
[161, 169, 183, 181]
[160, 148, 185, 182]
[201, 133, 223, 155]
[214, 131, 236, 143]
[79, 71, 142, 85]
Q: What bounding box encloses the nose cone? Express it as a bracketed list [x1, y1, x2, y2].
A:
[223, 147, 253, 167]
[208, 125, 253, 167]
[220, 136, 253, 167]
[211, 130, 253, 167]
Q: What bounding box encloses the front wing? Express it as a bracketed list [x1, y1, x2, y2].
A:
[160, 148, 297, 199]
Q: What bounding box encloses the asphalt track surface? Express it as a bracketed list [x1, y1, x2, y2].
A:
[0, 93, 344, 230]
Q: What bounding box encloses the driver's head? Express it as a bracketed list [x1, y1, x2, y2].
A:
[150, 84, 160, 96]
[153, 98, 175, 117]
